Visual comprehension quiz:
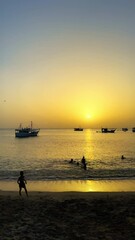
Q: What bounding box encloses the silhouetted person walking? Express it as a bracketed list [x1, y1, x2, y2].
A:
[17, 171, 28, 197]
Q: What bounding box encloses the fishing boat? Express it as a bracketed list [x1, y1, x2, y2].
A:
[132, 127, 135, 132]
[15, 121, 40, 138]
[101, 128, 116, 133]
[74, 128, 83, 131]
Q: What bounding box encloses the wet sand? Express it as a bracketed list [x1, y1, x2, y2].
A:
[0, 179, 135, 192]
[0, 191, 135, 240]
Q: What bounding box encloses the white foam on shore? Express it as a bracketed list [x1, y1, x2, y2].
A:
[0, 179, 135, 192]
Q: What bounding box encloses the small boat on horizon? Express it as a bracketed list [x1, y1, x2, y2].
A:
[132, 127, 135, 132]
[74, 128, 83, 131]
[15, 121, 40, 138]
[101, 128, 116, 133]
[122, 128, 128, 132]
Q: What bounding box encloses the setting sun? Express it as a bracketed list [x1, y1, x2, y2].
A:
[86, 114, 92, 119]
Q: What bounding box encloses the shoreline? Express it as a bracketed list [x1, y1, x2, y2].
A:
[0, 179, 135, 192]
[0, 190, 135, 201]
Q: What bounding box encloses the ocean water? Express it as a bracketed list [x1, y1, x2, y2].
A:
[0, 128, 135, 182]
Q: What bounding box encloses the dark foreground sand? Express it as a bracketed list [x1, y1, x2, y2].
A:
[0, 191, 135, 240]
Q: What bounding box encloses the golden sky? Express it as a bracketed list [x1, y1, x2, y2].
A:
[1, 0, 135, 128]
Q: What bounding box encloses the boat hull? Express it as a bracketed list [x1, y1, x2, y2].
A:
[15, 131, 39, 138]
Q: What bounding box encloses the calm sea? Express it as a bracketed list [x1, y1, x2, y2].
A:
[0, 128, 135, 181]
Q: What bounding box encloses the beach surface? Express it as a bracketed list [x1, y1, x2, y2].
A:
[0, 191, 135, 240]
[0, 179, 135, 192]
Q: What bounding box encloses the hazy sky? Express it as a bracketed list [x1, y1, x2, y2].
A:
[1, 0, 135, 128]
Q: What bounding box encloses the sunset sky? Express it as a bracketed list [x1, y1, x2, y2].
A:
[1, 0, 135, 128]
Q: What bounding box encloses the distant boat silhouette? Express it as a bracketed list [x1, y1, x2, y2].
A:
[74, 128, 83, 131]
[101, 128, 116, 133]
[15, 121, 40, 138]
[132, 127, 135, 132]
[122, 128, 128, 132]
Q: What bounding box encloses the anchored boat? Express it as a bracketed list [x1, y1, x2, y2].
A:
[74, 128, 83, 131]
[101, 128, 116, 133]
[15, 121, 40, 138]
[122, 128, 128, 132]
[132, 127, 135, 132]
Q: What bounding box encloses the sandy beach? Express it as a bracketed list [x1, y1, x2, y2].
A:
[0, 191, 134, 240]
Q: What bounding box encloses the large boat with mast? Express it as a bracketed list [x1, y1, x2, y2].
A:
[15, 121, 40, 138]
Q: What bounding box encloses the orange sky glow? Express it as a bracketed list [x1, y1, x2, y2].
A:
[1, 0, 135, 128]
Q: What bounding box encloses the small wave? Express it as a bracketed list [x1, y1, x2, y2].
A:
[0, 166, 135, 181]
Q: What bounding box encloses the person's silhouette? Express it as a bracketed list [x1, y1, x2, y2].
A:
[17, 171, 28, 196]
[81, 156, 87, 170]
